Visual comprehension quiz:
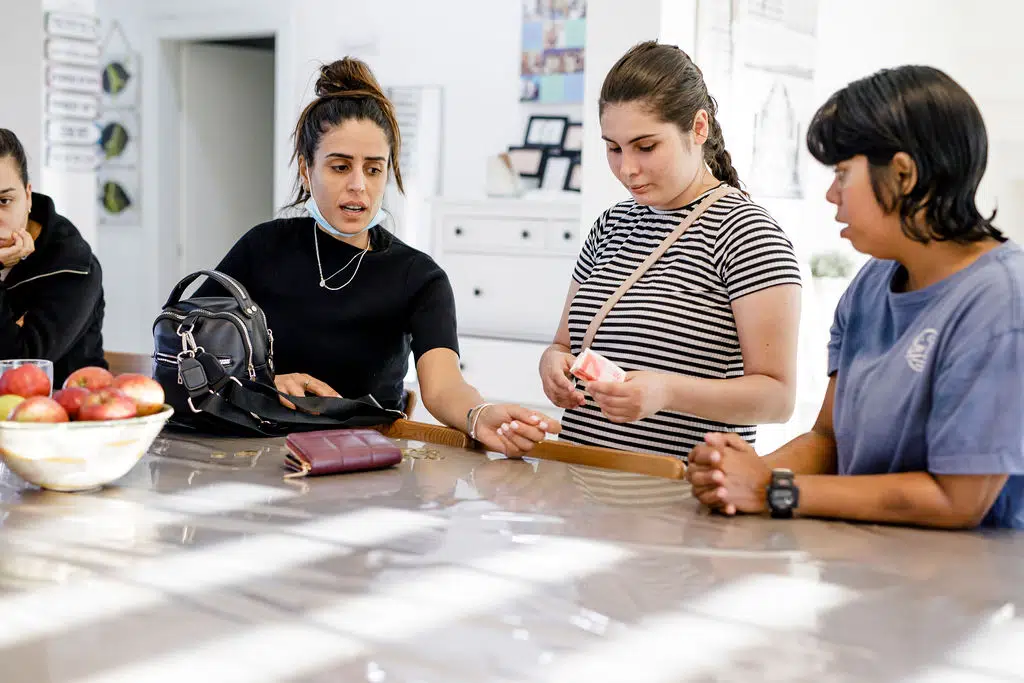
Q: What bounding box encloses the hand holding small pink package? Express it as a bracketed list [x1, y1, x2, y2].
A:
[570, 348, 626, 383]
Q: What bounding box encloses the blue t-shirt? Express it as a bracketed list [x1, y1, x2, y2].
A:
[828, 241, 1024, 528]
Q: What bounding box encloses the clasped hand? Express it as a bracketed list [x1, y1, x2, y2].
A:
[686, 432, 772, 515]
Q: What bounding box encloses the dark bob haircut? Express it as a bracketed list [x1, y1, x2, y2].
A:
[806, 65, 1002, 244]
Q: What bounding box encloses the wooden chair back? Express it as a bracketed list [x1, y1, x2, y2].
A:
[379, 419, 685, 479]
[104, 351, 153, 377]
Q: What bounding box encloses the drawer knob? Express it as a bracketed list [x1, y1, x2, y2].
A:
[563, 230, 572, 240]
[454, 226, 463, 236]
[521, 229, 531, 239]
[473, 288, 482, 297]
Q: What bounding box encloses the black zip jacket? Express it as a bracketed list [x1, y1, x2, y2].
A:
[0, 193, 107, 386]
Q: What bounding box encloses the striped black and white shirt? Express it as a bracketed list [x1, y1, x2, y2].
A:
[559, 186, 802, 459]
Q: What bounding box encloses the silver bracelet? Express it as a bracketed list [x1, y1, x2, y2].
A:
[468, 402, 494, 441]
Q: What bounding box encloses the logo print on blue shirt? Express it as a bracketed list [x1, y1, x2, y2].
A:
[906, 328, 938, 372]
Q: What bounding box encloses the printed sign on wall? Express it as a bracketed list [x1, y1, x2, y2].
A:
[46, 37, 101, 67]
[46, 64, 102, 94]
[46, 119, 100, 146]
[43, 11, 101, 172]
[45, 12, 98, 41]
[47, 145, 101, 173]
[47, 92, 99, 120]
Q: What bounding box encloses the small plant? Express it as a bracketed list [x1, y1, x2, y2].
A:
[810, 250, 855, 279]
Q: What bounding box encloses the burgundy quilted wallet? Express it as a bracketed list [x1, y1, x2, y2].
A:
[284, 429, 402, 478]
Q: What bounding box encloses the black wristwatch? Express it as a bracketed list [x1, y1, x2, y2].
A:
[766, 468, 799, 519]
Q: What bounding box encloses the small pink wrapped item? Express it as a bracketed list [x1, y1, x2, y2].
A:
[570, 348, 626, 383]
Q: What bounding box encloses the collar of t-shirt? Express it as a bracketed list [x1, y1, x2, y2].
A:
[645, 183, 728, 215]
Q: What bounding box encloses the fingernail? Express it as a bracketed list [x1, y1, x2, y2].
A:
[539, 421, 549, 430]
[529, 415, 540, 423]
[510, 421, 520, 430]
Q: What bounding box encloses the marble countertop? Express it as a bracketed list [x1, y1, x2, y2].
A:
[0, 432, 1021, 682]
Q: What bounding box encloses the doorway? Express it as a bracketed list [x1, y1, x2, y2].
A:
[155, 33, 276, 301]
[178, 36, 276, 279]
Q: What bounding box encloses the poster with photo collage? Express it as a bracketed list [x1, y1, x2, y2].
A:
[520, 0, 586, 104]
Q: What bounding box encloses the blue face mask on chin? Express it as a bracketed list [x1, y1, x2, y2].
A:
[305, 195, 386, 239]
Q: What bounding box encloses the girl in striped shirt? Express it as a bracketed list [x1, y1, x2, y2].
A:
[534, 41, 803, 460]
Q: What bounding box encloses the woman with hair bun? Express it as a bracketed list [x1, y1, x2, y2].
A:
[198, 57, 559, 455]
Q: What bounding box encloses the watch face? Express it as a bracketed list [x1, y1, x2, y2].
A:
[770, 490, 794, 507]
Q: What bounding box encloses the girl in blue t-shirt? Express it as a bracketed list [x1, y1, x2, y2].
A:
[686, 65, 1024, 529]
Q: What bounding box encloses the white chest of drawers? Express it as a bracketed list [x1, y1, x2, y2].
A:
[431, 197, 582, 342]
[408, 196, 583, 420]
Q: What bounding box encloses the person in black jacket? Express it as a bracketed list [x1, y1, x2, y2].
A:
[0, 129, 107, 386]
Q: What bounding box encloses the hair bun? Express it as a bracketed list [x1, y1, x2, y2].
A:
[315, 57, 385, 99]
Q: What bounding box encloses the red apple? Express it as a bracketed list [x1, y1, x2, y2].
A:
[77, 388, 138, 422]
[10, 396, 69, 423]
[0, 364, 52, 398]
[52, 386, 91, 419]
[63, 366, 114, 391]
[111, 373, 165, 416]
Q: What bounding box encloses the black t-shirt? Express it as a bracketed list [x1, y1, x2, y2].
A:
[196, 217, 459, 409]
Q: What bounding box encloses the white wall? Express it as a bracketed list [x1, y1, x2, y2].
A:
[0, 0, 43, 185]
[40, 0, 99, 249]
[179, 43, 275, 275]
[91, 0, 586, 352]
[812, 0, 1024, 243]
[579, 0, 667, 233]
[92, 0, 169, 353]
[578, 0, 698, 234]
[581, 0, 1024, 252]
[89, 0, 1024, 356]
[0, 0, 98, 248]
[291, 0, 525, 201]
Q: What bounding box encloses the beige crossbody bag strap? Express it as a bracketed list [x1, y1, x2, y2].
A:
[581, 184, 738, 351]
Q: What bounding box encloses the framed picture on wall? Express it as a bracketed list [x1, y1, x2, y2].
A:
[524, 115, 569, 148]
[564, 159, 581, 192]
[540, 152, 574, 192]
[562, 121, 583, 153]
[506, 145, 546, 178]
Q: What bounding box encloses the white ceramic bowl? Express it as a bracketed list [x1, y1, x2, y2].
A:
[0, 405, 174, 492]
